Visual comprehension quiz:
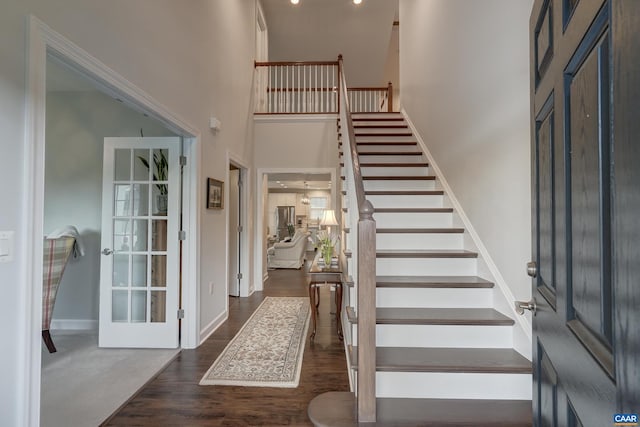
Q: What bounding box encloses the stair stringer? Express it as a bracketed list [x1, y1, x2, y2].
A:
[401, 108, 532, 360]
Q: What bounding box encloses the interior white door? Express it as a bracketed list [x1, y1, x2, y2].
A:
[99, 137, 180, 348]
[228, 168, 240, 297]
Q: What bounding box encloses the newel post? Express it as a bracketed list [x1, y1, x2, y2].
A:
[387, 81, 393, 112]
[357, 200, 376, 422]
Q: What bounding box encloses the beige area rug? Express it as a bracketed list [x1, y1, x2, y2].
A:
[200, 296, 310, 388]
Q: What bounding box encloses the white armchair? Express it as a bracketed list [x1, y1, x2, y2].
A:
[267, 230, 310, 269]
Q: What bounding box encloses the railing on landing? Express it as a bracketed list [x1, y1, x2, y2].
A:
[254, 55, 392, 114]
[337, 56, 377, 422]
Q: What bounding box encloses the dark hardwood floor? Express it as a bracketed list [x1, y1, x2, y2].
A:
[104, 263, 350, 426]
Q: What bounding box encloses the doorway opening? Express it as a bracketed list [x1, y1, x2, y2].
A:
[227, 157, 250, 298]
[256, 168, 337, 290]
[24, 17, 201, 426]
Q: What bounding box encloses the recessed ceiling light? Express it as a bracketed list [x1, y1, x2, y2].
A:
[291, 0, 299, 4]
[353, 0, 362, 4]
[276, 181, 281, 183]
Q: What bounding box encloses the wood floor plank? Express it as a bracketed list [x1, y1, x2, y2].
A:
[104, 262, 349, 426]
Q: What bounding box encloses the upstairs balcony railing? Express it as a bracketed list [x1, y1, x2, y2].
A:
[254, 55, 392, 114]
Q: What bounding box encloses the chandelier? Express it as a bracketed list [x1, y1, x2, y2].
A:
[301, 182, 310, 205]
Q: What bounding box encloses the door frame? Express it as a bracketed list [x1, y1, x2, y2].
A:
[255, 167, 337, 291]
[226, 152, 251, 298]
[22, 16, 201, 426]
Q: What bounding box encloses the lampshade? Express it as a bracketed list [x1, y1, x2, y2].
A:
[320, 209, 338, 227]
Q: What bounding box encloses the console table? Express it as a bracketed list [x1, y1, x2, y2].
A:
[307, 265, 343, 341]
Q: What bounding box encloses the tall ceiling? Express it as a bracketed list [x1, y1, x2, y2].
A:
[261, 0, 398, 87]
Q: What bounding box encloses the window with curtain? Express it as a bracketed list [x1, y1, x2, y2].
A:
[309, 197, 327, 220]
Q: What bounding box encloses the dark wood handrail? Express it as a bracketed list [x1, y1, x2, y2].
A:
[347, 86, 389, 91]
[254, 60, 340, 67]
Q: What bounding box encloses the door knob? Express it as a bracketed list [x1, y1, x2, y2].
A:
[515, 299, 537, 316]
[102, 248, 113, 256]
[526, 261, 537, 278]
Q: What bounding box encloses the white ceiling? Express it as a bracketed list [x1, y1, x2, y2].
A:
[261, 0, 398, 86]
[267, 172, 331, 191]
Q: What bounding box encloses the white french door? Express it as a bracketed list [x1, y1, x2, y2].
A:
[99, 137, 180, 348]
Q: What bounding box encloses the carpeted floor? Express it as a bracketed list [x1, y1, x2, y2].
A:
[41, 330, 179, 427]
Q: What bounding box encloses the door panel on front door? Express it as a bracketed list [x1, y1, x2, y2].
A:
[530, 0, 638, 425]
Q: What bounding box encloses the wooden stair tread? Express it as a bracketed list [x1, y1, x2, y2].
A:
[376, 275, 494, 288]
[353, 124, 408, 129]
[374, 207, 453, 213]
[362, 175, 435, 180]
[349, 347, 532, 374]
[356, 141, 416, 145]
[308, 392, 532, 426]
[351, 117, 405, 121]
[358, 151, 423, 156]
[346, 306, 515, 325]
[354, 132, 413, 137]
[359, 162, 429, 167]
[376, 249, 477, 258]
[365, 190, 444, 195]
[376, 228, 464, 233]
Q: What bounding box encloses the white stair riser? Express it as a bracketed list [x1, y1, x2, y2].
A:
[354, 135, 416, 143]
[376, 233, 462, 250]
[353, 120, 407, 127]
[357, 145, 419, 153]
[358, 154, 425, 163]
[349, 324, 514, 348]
[364, 180, 436, 191]
[374, 372, 532, 400]
[355, 128, 411, 135]
[376, 257, 477, 276]
[378, 324, 513, 348]
[352, 113, 403, 120]
[373, 212, 453, 228]
[360, 166, 431, 176]
[375, 287, 492, 308]
[367, 195, 443, 209]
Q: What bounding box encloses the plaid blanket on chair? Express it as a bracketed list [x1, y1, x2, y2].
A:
[42, 237, 75, 331]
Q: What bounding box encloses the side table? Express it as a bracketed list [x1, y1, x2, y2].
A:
[307, 266, 343, 341]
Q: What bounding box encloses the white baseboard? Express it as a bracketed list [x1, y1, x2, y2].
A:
[199, 311, 228, 344]
[50, 319, 97, 331]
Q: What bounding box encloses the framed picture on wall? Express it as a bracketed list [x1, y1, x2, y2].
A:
[207, 178, 224, 209]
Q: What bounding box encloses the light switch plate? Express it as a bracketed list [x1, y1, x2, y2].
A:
[0, 231, 14, 263]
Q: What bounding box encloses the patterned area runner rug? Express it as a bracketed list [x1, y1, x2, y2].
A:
[199, 297, 310, 388]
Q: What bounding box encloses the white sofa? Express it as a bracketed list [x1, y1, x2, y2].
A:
[267, 230, 310, 269]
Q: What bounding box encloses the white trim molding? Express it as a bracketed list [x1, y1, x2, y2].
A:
[199, 311, 228, 344]
[253, 114, 338, 123]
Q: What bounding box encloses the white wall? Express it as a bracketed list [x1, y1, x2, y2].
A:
[399, 0, 533, 302]
[44, 90, 176, 324]
[254, 118, 339, 169]
[0, 1, 257, 423]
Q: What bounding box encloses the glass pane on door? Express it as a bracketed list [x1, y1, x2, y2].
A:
[110, 148, 169, 324]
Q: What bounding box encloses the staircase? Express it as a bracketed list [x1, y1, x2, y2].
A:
[309, 112, 532, 426]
